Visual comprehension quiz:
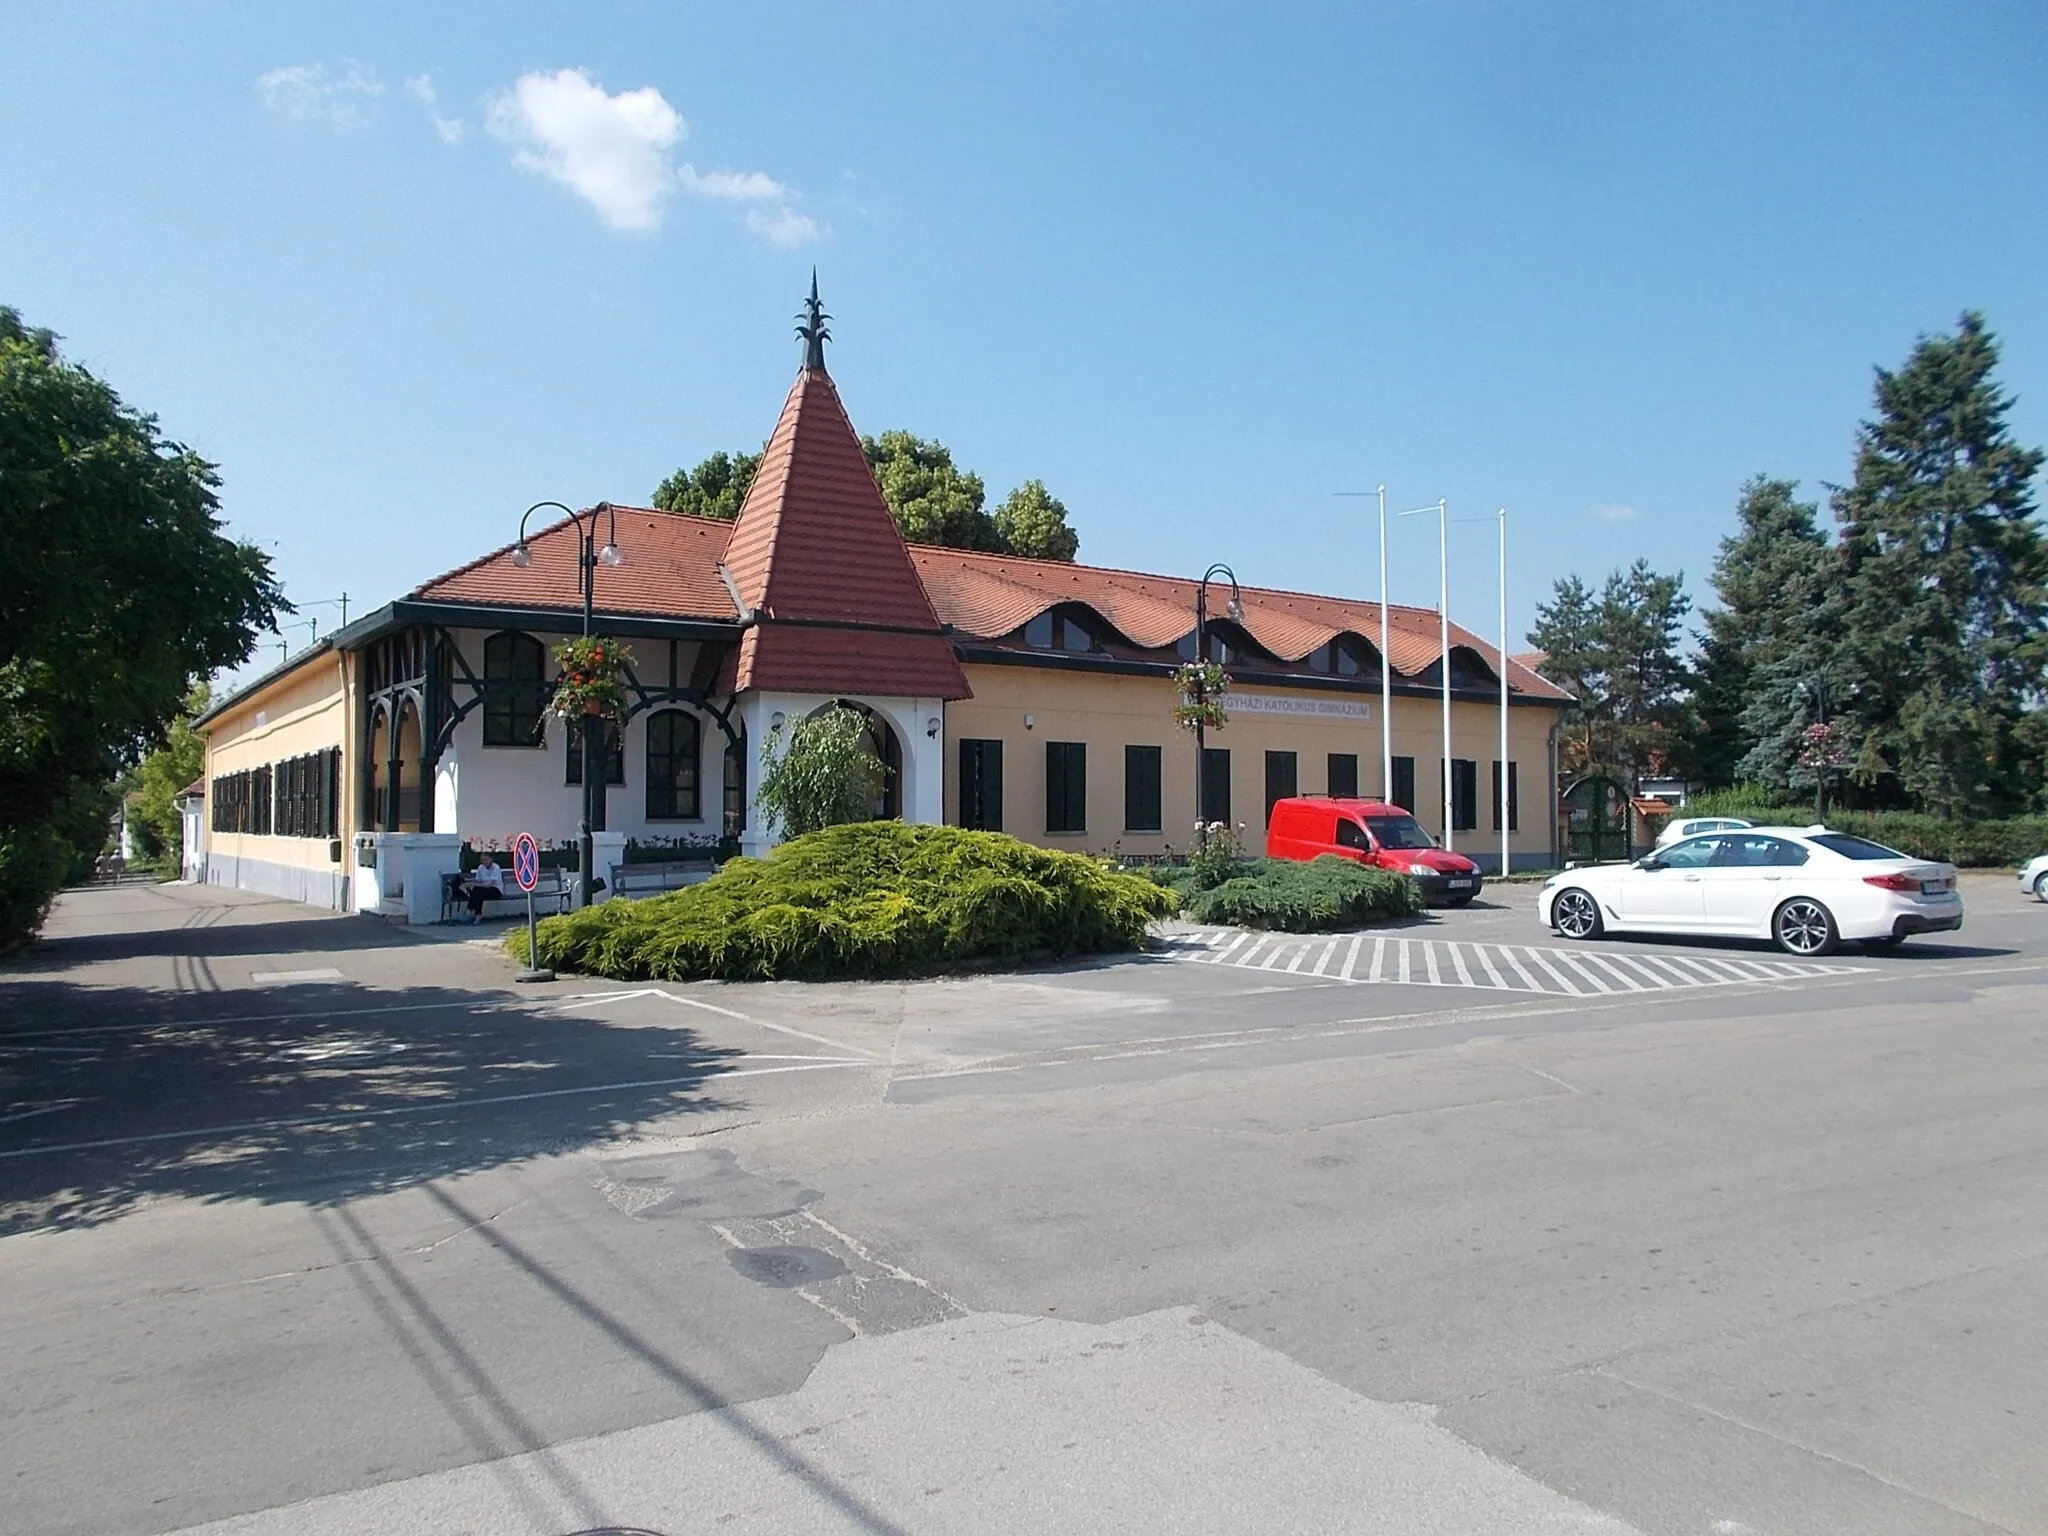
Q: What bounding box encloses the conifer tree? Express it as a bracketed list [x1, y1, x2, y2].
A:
[1833, 313, 2047, 815]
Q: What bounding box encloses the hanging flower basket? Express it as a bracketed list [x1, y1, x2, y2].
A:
[1172, 660, 1230, 732]
[549, 636, 633, 722]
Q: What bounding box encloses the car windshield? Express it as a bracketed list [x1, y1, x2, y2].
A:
[1808, 833, 1909, 861]
[1366, 814, 1437, 850]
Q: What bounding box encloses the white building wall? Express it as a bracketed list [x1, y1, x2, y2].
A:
[434, 627, 733, 854]
[736, 691, 946, 857]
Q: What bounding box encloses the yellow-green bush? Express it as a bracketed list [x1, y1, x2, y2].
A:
[509, 822, 1178, 980]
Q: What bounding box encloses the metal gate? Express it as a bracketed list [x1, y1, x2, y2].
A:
[1562, 775, 1630, 864]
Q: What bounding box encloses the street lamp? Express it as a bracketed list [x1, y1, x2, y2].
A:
[510, 499, 624, 907]
[1194, 563, 1244, 848]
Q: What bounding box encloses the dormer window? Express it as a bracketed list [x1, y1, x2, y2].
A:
[1175, 629, 1235, 664]
[1307, 637, 1368, 677]
[1022, 607, 1099, 653]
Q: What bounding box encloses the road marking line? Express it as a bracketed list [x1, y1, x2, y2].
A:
[1368, 938, 1386, 982]
[1581, 952, 1648, 991]
[1339, 934, 1363, 980]
[1260, 940, 1291, 970]
[1473, 944, 1510, 991]
[1423, 943, 1442, 986]
[1285, 943, 1310, 973]
[1209, 932, 1251, 964]
[1553, 950, 1616, 993]
[1523, 949, 1585, 995]
[1311, 939, 1339, 977]
[1446, 942, 1474, 988]
[248, 968, 346, 985]
[649, 989, 888, 1060]
[1397, 940, 1412, 985]
[1237, 936, 1272, 969]
[1607, 954, 1675, 988]
[1497, 947, 1547, 993]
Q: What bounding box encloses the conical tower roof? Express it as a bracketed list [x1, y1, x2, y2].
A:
[720, 282, 970, 699]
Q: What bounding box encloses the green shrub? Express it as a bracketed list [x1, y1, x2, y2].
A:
[1182, 856, 1424, 931]
[509, 821, 1178, 981]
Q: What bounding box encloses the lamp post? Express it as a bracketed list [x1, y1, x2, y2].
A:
[511, 500, 623, 907]
[1193, 563, 1244, 848]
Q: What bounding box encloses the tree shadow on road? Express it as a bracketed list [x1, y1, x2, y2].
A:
[0, 977, 745, 1234]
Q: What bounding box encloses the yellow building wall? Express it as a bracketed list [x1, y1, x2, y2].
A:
[945, 663, 1560, 864]
[203, 650, 356, 893]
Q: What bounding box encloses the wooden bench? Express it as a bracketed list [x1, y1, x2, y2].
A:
[442, 869, 572, 923]
[607, 858, 721, 899]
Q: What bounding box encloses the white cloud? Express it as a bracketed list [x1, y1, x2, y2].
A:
[480, 66, 819, 242]
[258, 59, 383, 128]
[405, 73, 465, 144]
[745, 206, 823, 247]
[679, 166, 788, 202]
[485, 68, 685, 231]
[1593, 503, 1638, 521]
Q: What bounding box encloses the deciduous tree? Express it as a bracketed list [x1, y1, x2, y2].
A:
[651, 449, 760, 520]
[993, 479, 1080, 562]
[0, 307, 281, 944]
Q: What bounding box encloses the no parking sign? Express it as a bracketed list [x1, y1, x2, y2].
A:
[512, 832, 553, 983]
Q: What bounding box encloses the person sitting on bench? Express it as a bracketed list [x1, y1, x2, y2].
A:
[458, 853, 504, 921]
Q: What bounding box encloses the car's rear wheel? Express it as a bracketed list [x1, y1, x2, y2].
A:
[1552, 888, 1602, 940]
[1773, 897, 1839, 957]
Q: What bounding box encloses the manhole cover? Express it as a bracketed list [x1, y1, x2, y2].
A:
[727, 1244, 848, 1289]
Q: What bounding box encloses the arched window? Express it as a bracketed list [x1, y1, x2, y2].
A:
[645, 711, 701, 820]
[482, 632, 547, 746]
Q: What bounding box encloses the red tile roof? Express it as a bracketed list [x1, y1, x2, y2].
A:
[405, 469, 1562, 704]
[414, 506, 737, 621]
[909, 546, 1571, 701]
[720, 364, 969, 698]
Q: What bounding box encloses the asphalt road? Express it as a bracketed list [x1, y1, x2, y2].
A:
[2, 874, 2044, 1535]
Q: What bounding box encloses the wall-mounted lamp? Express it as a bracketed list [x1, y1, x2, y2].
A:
[770, 711, 787, 732]
[925, 717, 940, 739]
[1024, 713, 1035, 730]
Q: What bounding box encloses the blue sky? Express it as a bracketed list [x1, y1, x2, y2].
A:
[5, 3, 2045, 684]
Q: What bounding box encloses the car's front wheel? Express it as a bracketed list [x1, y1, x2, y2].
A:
[2034, 871, 2048, 902]
[1773, 897, 1839, 957]
[1552, 888, 1603, 940]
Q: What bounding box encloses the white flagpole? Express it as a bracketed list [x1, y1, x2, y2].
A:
[1498, 507, 1510, 881]
[1378, 485, 1391, 802]
[1437, 498, 1451, 850]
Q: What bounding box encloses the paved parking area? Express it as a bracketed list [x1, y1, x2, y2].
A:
[2, 873, 2044, 1535]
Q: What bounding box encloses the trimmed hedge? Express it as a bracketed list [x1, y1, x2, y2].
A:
[1178, 856, 1424, 932]
[508, 821, 1177, 981]
[1674, 794, 2048, 867]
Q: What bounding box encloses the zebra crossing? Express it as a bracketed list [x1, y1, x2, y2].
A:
[1174, 928, 1866, 996]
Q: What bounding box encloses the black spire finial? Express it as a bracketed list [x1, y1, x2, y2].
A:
[796, 269, 831, 372]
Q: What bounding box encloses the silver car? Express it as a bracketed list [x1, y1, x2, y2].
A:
[1654, 815, 1754, 849]
[2021, 853, 2048, 902]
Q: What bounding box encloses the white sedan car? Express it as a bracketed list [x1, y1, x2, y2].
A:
[2021, 853, 2048, 902]
[1538, 827, 1963, 956]
[1653, 815, 1753, 849]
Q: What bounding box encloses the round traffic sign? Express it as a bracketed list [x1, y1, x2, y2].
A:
[512, 833, 541, 893]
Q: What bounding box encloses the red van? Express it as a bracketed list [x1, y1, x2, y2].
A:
[1265, 797, 1483, 906]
